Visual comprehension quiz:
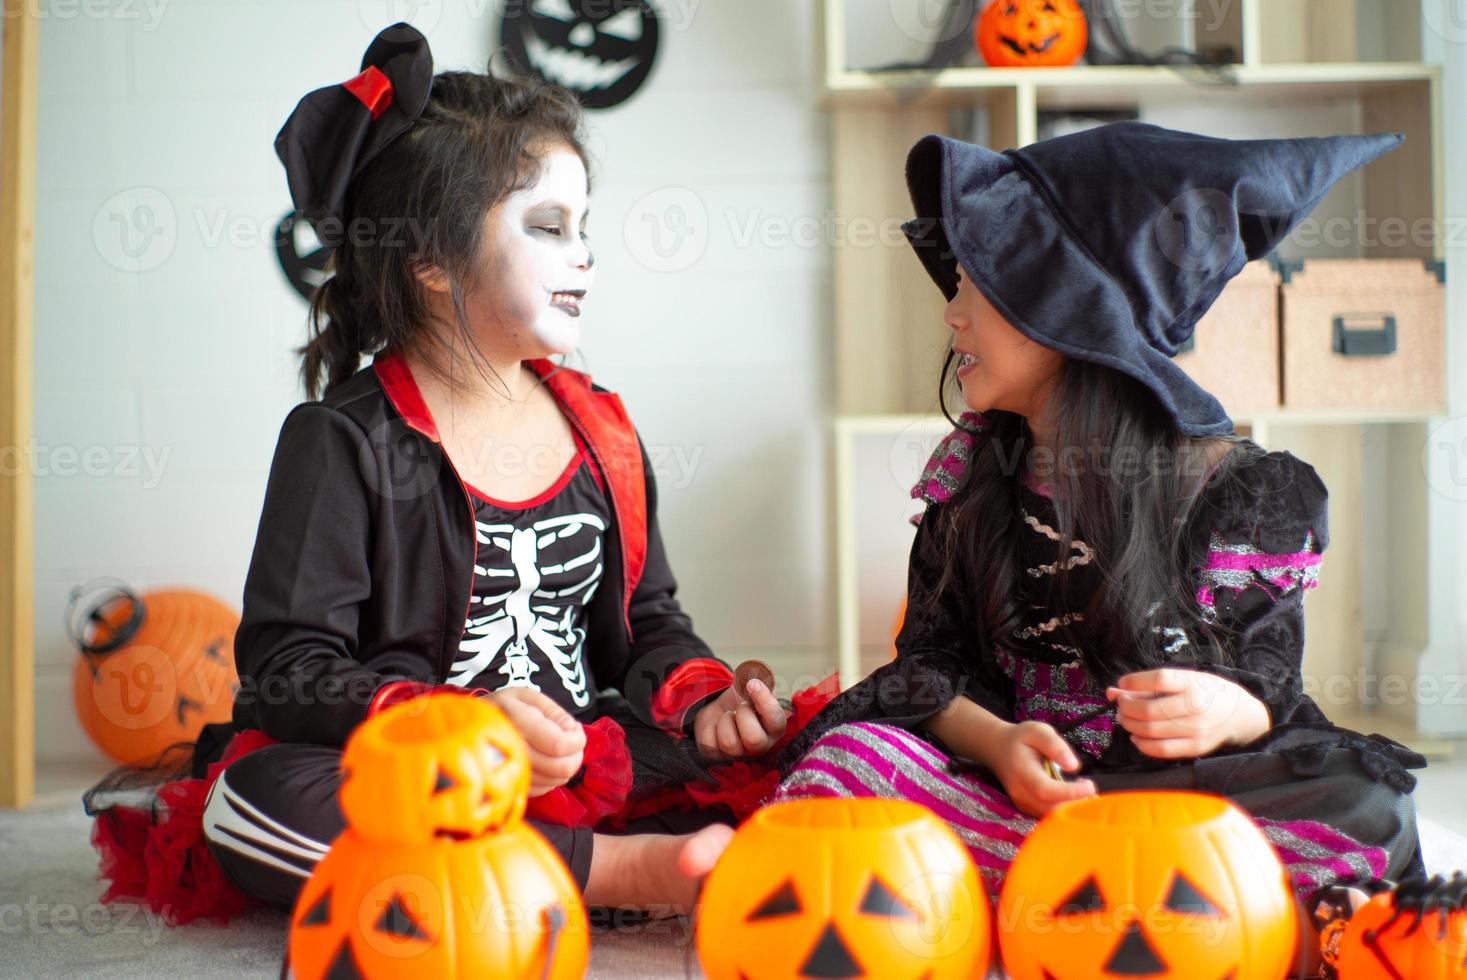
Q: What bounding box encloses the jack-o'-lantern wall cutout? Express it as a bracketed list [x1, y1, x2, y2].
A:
[274, 210, 331, 302]
[289, 821, 588, 980]
[500, 0, 660, 109]
[69, 582, 240, 764]
[976, 0, 1088, 68]
[337, 693, 531, 845]
[999, 791, 1296, 980]
[696, 797, 991, 980]
[1333, 873, 1467, 979]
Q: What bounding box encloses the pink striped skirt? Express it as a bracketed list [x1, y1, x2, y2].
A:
[771, 721, 1415, 900]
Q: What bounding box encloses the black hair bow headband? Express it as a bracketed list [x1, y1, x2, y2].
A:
[274, 22, 435, 245]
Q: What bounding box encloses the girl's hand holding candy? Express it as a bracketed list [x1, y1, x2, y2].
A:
[988, 720, 1098, 818]
[692, 660, 790, 762]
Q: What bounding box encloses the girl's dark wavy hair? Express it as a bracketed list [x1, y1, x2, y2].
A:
[921, 349, 1253, 680]
[299, 66, 591, 400]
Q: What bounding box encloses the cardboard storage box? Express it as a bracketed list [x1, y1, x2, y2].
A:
[1279, 258, 1446, 413]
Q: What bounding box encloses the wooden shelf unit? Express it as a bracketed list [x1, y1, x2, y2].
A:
[829, 0, 1424, 84]
[821, 0, 1460, 746]
[823, 64, 1438, 106]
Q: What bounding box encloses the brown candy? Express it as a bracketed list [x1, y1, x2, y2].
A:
[733, 660, 775, 700]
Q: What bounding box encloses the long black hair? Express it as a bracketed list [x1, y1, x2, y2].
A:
[300, 67, 590, 400]
[922, 349, 1250, 679]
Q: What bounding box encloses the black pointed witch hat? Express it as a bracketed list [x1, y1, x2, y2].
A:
[902, 121, 1403, 435]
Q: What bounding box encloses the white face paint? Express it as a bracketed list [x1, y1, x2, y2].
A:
[464, 144, 594, 361]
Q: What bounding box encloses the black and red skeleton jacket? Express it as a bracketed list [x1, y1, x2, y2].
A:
[202, 350, 733, 754]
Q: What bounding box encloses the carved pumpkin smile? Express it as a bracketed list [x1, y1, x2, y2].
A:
[1001, 32, 1061, 57]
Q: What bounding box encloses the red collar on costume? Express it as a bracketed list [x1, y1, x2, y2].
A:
[370, 349, 441, 440]
[370, 350, 596, 443]
[370, 349, 649, 637]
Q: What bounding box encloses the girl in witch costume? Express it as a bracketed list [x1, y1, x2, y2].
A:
[772, 123, 1430, 977]
[83, 22, 837, 926]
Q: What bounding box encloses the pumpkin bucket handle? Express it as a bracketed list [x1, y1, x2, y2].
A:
[540, 903, 564, 980]
[65, 577, 146, 657]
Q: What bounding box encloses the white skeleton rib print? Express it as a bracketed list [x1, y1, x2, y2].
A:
[450, 512, 606, 707]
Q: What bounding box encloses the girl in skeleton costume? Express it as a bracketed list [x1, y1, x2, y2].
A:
[772, 124, 1430, 977]
[84, 23, 836, 926]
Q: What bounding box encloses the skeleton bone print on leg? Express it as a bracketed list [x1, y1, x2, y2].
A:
[450, 509, 607, 709]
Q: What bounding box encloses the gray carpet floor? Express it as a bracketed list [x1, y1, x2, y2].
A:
[0, 799, 697, 980]
[3, 795, 1465, 979]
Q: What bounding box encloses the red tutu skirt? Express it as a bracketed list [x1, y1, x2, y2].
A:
[89, 727, 277, 925]
[87, 674, 839, 926]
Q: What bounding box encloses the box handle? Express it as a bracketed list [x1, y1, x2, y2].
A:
[1331, 314, 1397, 357]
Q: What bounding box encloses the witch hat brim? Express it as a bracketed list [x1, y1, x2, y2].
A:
[274, 22, 435, 234]
[901, 123, 1404, 436]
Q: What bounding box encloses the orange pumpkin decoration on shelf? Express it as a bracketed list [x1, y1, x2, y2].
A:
[68, 581, 240, 764]
[998, 791, 1296, 980]
[337, 691, 531, 844]
[976, 0, 1088, 68]
[288, 694, 588, 980]
[696, 797, 991, 980]
[1332, 873, 1467, 979]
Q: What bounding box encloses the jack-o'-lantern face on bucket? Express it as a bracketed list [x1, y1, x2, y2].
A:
[501, 0, 660, 109]
[288, 825, 589, 980]
[337, 694, 530, 844]
[695, 797, 991, 980]
[998, 792, 1297, 980]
